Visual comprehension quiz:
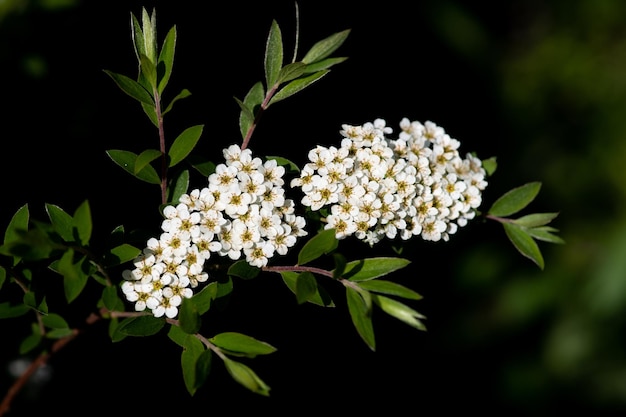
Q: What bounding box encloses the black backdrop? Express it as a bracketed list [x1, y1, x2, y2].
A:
[1, 1, 547, 414]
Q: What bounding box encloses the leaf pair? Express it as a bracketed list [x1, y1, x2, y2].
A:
[487, 182, 564, 269]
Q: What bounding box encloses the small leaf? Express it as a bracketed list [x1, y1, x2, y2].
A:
[102, 285, 124, 312]
[357, 280, 422, 300]
[117, 315, 165, 336]
[238, 82, 265, 139]
[106, 150, 161, 184]
[42, 313, 69, 329]
[180, 334, 206, 396]
[295, 271, 317, 304]
[223, 357, 271, 397]
[0, 302, 29, 319]
[503, 223, 544, 269]
[513, 212, 560, 228]
[488, 182, 542, 217]
[168, 169, 189, 204]
[45, 204, 74, 242]
[482, 156, 497, 176]
[269, 70, 328, 106]
[163, 88, 192, 116]
[276, 62, 306, 84]
[228, 260, 260, 280]
[188, 282, 217, 315]
[279, 271, 335, 307]
[4, 204, 29, 245]
[168, 125, 204, 168]
[55, 250, 88, 303]
[302, 29, 351, 64]
[346, 287, 375, 351]
[526, 226, 565, 244]
[135, 149, 162, 174]
[103, 243, 142, 267]
[73, 200, 92, 246]
[210, 332, 277, 357]
[264, 19, 283, 88]
[372, 294, 426, 331]
[179, 297, 202, 334]
[103, 70, 154, 106]
[158, 25, 177, 94]
[297, 228, 338, 265]
[342, 257, 411, 281]
[303, 57, 348, 74]
[266, 155, 299, 172]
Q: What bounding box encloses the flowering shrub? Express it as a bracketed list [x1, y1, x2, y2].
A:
[0, 5, 563, 414]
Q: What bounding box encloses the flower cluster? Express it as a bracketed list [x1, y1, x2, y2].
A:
[291, 118, 488, 246]
[121, 144, 308, 318]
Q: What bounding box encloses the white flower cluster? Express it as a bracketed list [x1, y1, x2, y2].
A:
[291, 118, 488, 246]
[121, 144, 308, 318]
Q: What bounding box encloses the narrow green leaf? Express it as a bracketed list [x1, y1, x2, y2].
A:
[188, 154, 216, 177]
[357, 280, 422, 300]
[223, 357, 271, 397]
[303, 56, 348, 74]
[117, 315, 165, 336]
[103, 243, 141, 267]
[342, 257, 411, 281]
[141, 101, 159, 127]
[42, 313, 69, 329]
[163, 88, 192, 116]
[0, 301, 29, 319]
[488, 182, 542, 217]
[0, 266, 5, 290]
[302, 29, 351, 64]
[189, 282, 217, 315]
[238, 82, 265, 139]
[54, 251, 88, 303]
[168, 169, 189, 205]
[372, 294, 427, 331]
[103, 70, 154, 106]
[276, 62, 306, 84]
[135, 149, 162, 174]
[503, 222, 544, 269]
[264, 19, 283, 88]
[266, 156, 299, 173]
[158, 25, 177, 94]
[180, 334, 206, 395]
[295, 271, 317, 304]
[73, 200, 92, 246]
[482, 156, 497, 176]
[210, 332, 277, 357]
[179, 297, 202, 334]
[45, 203, 73, 242]
[346, 287, 375, 351]
[139, 53, 157, 90]
[19, 328, 42, 355]
[131, 11, 146, 64]
[513, 212, 560, 228]
[102, 285, 125, 312]
[106, 149, 161, 184]
[279, 271, 335, 307]
[526, 227, 565, 244]
[141, 7, 157, 63]
[269, 70, 329, 106]
[228, 260, 260, 280]
[297, 228, 338, 265]
[0, 228, 57, 260]
[4, 204, 29, 245]
[168, 124, 204, 168]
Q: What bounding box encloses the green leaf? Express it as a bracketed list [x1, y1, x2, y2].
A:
[179, 297, 202, 334]
[302, 56, 348, 74]
[157, 25, 177, 94]
[346, 287, 375, 351]
[20, 326, 42, 354]
[163, 88, 192, 116]
[0, 227, 58, 260]
[264, 19, 283, 88]
[342, 257, 411, 281]
[117, 315, 165, 336]
[513, 212, 560, 228]
[168, 124, 204, 167]
[372, 294, 426, 331]
[54, 251, 89, 303]
[357, 280, 422, 300]
[187, 154, 216, 177]
[482, 156, 497, 176]
[102, 243, 142, 267]
[210, 332, 277, 357]
[131, 11, 146, 64]
[188, 282, 217, 315]
[228, 260, 260, 280]
[503, 222, 545, 269]
[4, 204, 29, 245]
[141, 101, 159, 127]
[297, 228, 338, 265]
[101, 285, 125, 312]
[139, 53, 157, 90]
[279, 271, 335, 307]
[488, 182, 542, 217]
[266, 155, 299, 172]
[45, 204, 74, 242]
[135, 149, 162, 174]
[276, 62, 306, 84]
[295, 271, 317, 304]
[168, 169, 189, 204]
[42, 313, 69, 329]
[103, 70, 154, 106]
[0, 301, 29, 319]
[180, 335, 207, 395]
[269, 70, 328, 106]
[223, 357, 271, 397]
[0, 266, 5, 290]
[73, 200, 92, 246]
[526, 226, 565, 244]
[238, 82, 265, 140]
[302, 29, 351, 64]
[106, 149, 161, 184]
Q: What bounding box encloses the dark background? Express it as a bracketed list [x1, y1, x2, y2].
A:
[2, 0, 626, 415]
